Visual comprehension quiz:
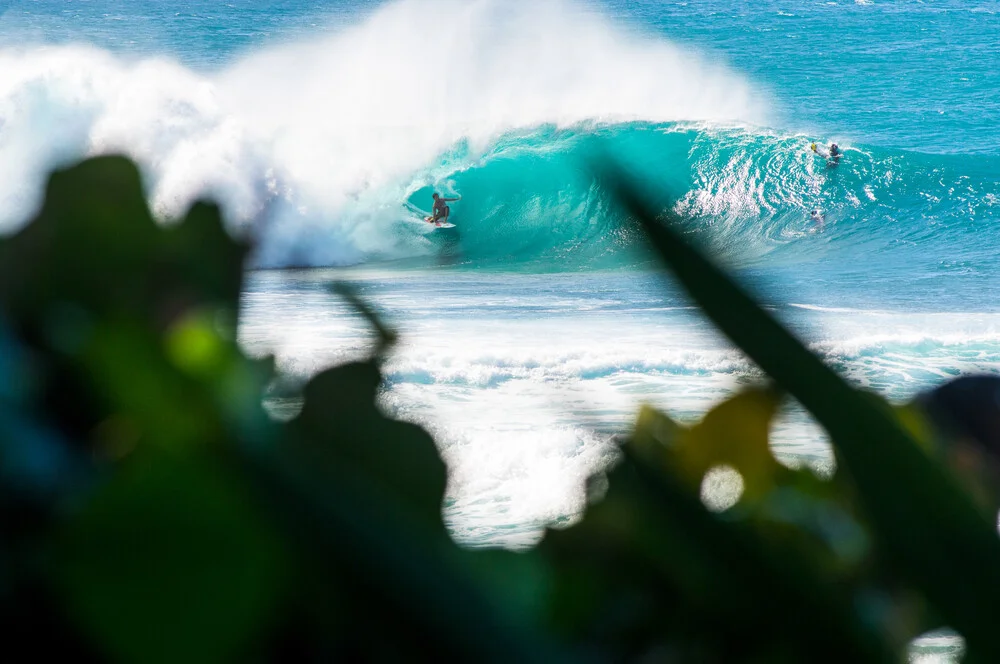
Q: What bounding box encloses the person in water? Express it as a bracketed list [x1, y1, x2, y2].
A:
[810, 209, 825, 229]
[430, 193, 460, 224]
[811, 142, 843, 161]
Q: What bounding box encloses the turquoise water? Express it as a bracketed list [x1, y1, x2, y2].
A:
[5, 0, 999, 156]
[1, 6, 998, 655]
[2, 0, 998, 276]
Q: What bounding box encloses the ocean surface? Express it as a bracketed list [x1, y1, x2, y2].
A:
[1, 1, 996, 658]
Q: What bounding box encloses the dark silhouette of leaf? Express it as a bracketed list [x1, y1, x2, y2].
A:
[601, 161, 1000, 660]
[52, 447, 288, 664]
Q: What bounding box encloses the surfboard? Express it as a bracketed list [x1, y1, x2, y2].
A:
[424, 216, 455, 229]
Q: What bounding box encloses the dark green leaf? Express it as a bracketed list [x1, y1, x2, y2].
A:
[52, 447, 288, 664]
[604, 162, 1000, 658]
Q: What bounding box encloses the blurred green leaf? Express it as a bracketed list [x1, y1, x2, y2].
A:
[328, 282, 398, 359]
[1, 154, 565, 663]
[605, 162, 1000, 659]
[7, 146, 1000, 664]
[636, 389, 783, 502]
[257, 306, 560, 661]
[241, 441, 562, 664]
[541, 443, 896, 662]
[286, 360, 448, 533]
[52, 447, 288, 664]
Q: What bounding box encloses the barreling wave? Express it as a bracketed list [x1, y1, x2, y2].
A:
[386, 122, 1000, 271]
[0, 0, 765, 267]
[1, 0, 997, 270]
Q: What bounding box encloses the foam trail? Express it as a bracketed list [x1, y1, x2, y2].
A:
[240, 269, 1000, 546]
[0, 0, 766, 265]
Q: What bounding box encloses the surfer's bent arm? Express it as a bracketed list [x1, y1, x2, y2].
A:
[443, 196, 460, 202]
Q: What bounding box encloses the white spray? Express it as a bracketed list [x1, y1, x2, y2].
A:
[0, 0, 767, 265]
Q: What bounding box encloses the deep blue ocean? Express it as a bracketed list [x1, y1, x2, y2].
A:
[1, 5, 997, 654]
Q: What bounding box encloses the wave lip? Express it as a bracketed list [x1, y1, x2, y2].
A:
[6, 0, 997, 272]
[0, 0, 768, 267]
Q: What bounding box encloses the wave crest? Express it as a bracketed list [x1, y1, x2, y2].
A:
[0, 0, 767, 266]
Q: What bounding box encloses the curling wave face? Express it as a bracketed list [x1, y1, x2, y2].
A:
[397, 124, 1000, 273]
[0, 0, 764, 266]
[1, 0, 997, 276]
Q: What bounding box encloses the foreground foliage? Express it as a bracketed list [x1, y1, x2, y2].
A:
[1, 156, 997, 662]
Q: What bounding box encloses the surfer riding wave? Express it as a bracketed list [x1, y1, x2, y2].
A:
[429, 192, 460, 225]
